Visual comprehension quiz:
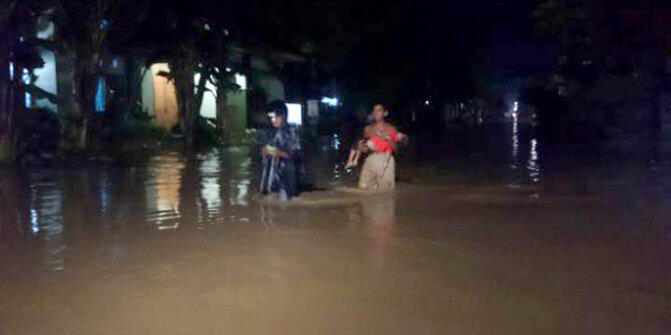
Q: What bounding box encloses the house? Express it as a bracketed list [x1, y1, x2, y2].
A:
[21, 15, 312, 140]
[139, 45, 307, 134]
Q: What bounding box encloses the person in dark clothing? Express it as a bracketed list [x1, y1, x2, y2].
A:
[259, 100, 301, 202]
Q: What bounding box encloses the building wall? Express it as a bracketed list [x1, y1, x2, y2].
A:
[226, 91, 248, 134]
[32, 20, 58, 111]
[33, 49, 58, 111]
[139, 50, 292, 133]
[141, 67, 155, 115]
[196, 73, 217, 119]
[149, 63, 179, 129]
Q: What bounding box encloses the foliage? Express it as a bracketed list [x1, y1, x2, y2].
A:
[1, 1, 52, 162]
[115, 109, 165, 141]
[530, 0, 662, 137]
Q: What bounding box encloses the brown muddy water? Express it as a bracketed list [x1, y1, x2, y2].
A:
[1, 128, 670, 334]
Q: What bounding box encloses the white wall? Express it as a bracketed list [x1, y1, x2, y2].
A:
[32, 50, 58, 111]
[141, 67, 155, 115]
[32, 21, 58, 111]
[195, 73, 218, 119]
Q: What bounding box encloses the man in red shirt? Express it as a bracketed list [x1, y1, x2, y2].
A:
[349, 103, 405, 192]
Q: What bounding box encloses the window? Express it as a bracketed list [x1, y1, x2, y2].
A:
[285, 103, 302, 125]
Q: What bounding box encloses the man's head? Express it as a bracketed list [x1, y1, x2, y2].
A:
[371, 102, 388, 122]
[267, 100, 287, 128]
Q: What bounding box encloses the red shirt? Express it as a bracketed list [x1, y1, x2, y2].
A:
[369, 129, 400, 153]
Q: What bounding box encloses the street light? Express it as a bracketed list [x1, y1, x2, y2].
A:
[321, 97, 339, 107]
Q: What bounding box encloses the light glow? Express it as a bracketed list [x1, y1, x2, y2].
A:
[30, 209, 39, 234]
[321, 97, 339, 107]
[235, 73, 247, 90]
[95, 76, 107, 112]
[25, 92, 32, 108]
[21, 68, 30, 84]
[528, 138, 540, 184]
[285, 103, 302, 125]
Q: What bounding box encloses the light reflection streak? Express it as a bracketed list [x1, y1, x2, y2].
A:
[510, 108, 519, 170]
[230, 156, 251, 206]
[99, 171, 112, 213]
[362, 197, 396, 268]
[200, 152, 222, 212]
[28, 180, 65, 270]
[146, 154, 183, 230]
[527, 138, 541, 184]
[30, 209, 39, 234]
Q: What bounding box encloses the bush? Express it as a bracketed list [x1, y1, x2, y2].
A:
[194, 116, 219, 147]
[116, 109, 167, 142]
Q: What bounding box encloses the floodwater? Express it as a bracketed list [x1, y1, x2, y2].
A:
[1, 123, 669, 334]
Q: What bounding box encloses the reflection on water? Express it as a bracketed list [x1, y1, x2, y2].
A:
[26, 177, 65, 270]
[145, 153, 183, 230]
[0, 147, 262, 273]
[200, 152, 221, 211]
[527, 138, 541, 184]
[0, 129, 667, 276]
[507, 118, 542, 186]
[361, 196, 396, 268]
[510, 112, 519, 169]
[259, 205, 276, 228]
[99, 170, 112, 214]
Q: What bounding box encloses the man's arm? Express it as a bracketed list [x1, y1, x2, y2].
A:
[359, 126, 373, 152]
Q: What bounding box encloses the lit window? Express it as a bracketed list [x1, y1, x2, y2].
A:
[25, 92, 32, 108]
[21, 68, 30, 84]
[234, 73, 247, 90]
[8, 60, 14, 80]
[285, 103, 302, 125]
[100, 19, 110, 31]
[112, 58, 119, 68]
[321, 97, 338, 106]
[94, 76, 107, 112]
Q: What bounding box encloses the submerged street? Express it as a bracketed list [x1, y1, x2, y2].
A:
[0, 129, 669, 334]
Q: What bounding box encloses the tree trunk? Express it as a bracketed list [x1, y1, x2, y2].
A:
[76, 56, 97, 150]
[0, 56, 19, 163]
[0, 13, 14, 162]
[172, 62, 208, 147]
[56, 49, 82, 153]
[0, 59, 13, 163]
[215, 83, 227, 131]
[194, 71, 207, 115]
[173, 65, 196, 147]
[118, 59, 146, 125]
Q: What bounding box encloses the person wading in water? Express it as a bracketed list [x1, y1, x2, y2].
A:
[259, 100, 301, 202]
[345, 103, 406, 192]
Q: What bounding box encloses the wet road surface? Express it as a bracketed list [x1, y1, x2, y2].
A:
[1, 128, 669, 334]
